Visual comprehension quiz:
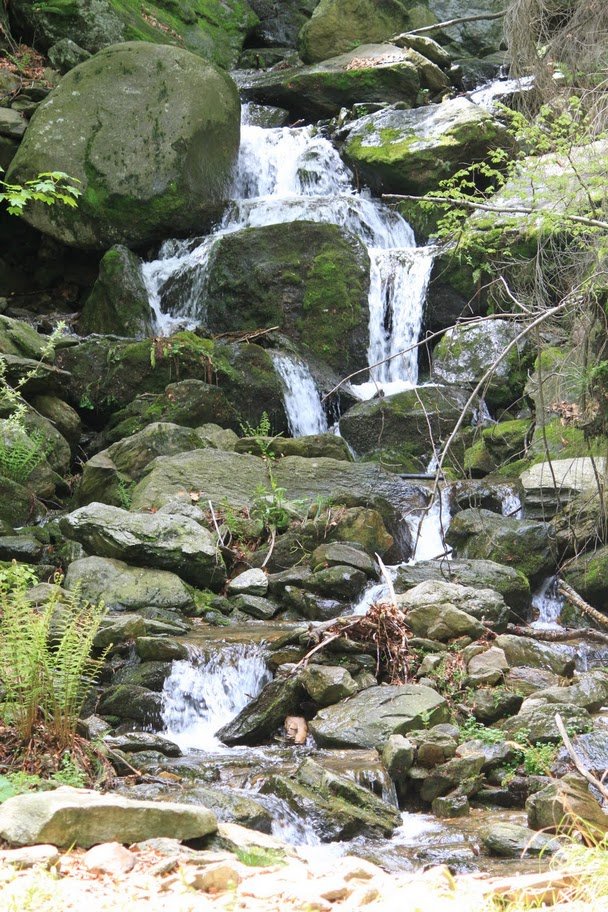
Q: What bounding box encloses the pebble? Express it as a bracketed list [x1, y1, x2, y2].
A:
[83, 842, 136, 876]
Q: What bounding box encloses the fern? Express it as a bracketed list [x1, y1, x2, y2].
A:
[0, 564, 106, 747]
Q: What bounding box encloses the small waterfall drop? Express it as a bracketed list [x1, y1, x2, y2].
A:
[142, 105, 435, 393]
[161, 643, 271, 752]
[270, 352, 328, 437]
[531, 576, 564, 629]
[502, 489, 523, 519]
[407, 487, 452, 563]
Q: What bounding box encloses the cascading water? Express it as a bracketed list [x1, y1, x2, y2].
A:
[161, 643, 271, 752]
[270, 351, 328, 437]
[141, 104, 435, 397]
[531, 576, 564, 629]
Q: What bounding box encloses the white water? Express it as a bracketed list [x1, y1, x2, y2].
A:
[470, 75, 535, 109]
[142, 105, 434, 393]
[531, 576, 564, 629]
[502, 489, 523, 519]
[161, 644, 271, 752]
[270, 351, 328, 437]
[406, 486, 452, 563]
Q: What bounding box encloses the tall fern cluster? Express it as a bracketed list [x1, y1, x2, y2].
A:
[0, 563, 106, 747]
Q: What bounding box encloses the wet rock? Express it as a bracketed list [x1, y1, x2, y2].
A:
[342, 97, 512, 196]
[112, 661, 172, 692]
[218, 675, 305, 746]
[446, 508, 555, 586]
[419, 754, 485, 802]
[104, 733, 181, 758]
[521, 670, 608, 714]
[562, 544, 608, 612]
[309, 684, 448, 749]
[431, 794, 470, 818]
[0, 787, 217, 848]
[134, 638, 191, 662]
[64, 557, 195, 614]
[235, 433, 352, 461]
[481, 823, 559, 857]
[79, 246, 153, 338]
[301, 665, 358, 706]
[233, 594, 280, 620]
[60, 503, 226, 591]
[393, 557, 530, 614]
[382, 734, 415, 779]
[527, 775, 608, 834]
[311, 542, 379, 578]
[411, 729, 457, 768]
[97, 686, 163, 728]
[505, 666, 563, 696]
[31, 395, 82, 449]
[93, 614, 147, 650]
[456, 740, 519, 772]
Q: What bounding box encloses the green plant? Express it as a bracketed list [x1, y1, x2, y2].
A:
[521, 741, 558, 776]
[0, 563, 107, 747]
[459, 719, 505, 744]
[52, 752, 87, 787]
[0, 427, 47, 484]
[116, 477, 135, 510]
[234, 846, 287, 868]
[0, 170, 80, 216]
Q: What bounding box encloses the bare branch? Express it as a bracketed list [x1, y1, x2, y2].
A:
[557, 580, 608, 632]
[391, 11, 505, 40]
[555, 712, 608, 802]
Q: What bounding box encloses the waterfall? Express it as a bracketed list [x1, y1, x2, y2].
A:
[270, 352, 328, 437]
[531, 577, 563, 629]
[407, 487, 452, 564]
[142, 106, 435, 394]
[161, 643, 271, 752]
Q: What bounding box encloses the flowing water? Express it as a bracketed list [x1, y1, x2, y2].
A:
[269, 351, 327, 437]
[142, 105, 435, 404]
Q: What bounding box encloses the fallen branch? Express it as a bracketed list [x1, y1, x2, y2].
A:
[557, 580, 608, 631]
[507, 623, 608, 646]
[555, 712, 608, 802]
[212, 325, 280, 343]
[391, 10, 505, 41]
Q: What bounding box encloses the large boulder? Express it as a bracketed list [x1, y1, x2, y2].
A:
[446, 508, 555, 585]
[0, 787, 216, 848]
[202, 221, 370, 375]
[397, 579, 510, 640]
[9, 0, 258, 68]
[526, 776, 608, 835]
[64, 555, 196, 613]
[309, 684, 448, 748]
[7, 43, 240, 249]
[249, 0, 317, 48]
[342, 97, 512, 196]
[431, 319, 533, 411]
[60, 503, 226, 590]
[218, 676, 305, 746]
[562, 545, 608, 612]
[240, 44, 450, 120]
[394, 557, 531, 613]
[298, 0, 426, 64]
[339, 384, 471, 472]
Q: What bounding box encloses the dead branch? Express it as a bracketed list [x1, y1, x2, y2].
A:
[212, 325, 280, 343]
[507, 623, 608, 646]
[555, 712, 608, 802]
[383, 194, 608, 232]
[557, 580, 608, 632]
[391, 11, 505, 41]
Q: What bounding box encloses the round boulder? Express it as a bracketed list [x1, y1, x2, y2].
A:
[7, 43, 240, 249]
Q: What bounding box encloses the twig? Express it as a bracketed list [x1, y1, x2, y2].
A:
[507, 623, 608, 646]
[557, 580, 608, 631]
[208, 499, 225, 547]
[555, 712, 608, 802]
[261, 526, 276, 568]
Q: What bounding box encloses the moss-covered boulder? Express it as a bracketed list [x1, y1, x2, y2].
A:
[9, 0, 258, 69]
[64, 555, 196, 613]
[79, 246, 153, 338]
[240, 43, 450, 120]
[339, 385, 471, 472]
[249, 0, 317, 48]
[203, 221, 370, 375]
[30, 395, 82, 449]
[298, 0, 430, 64]
[446, 508, 555, 586]
[0, 315, 49, 359]
[432, 319, 533, 411]
[342, 97, 512, 196]
[562, 545, 608, 612]
[7, 43, 240, 249]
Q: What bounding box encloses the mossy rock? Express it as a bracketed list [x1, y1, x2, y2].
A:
[339, 385, 472, 472]
[249, 0, 317, 48]
[7, 43, 240, 249]
[9, 0, 258, 68]
[342, 96, 512, 196]
[297, 0, 430, 64]
[562, 545, 608, 612]
[203, 221, 370, 375]
[241, 43, 450, 120]
[79, 245, 153, 338]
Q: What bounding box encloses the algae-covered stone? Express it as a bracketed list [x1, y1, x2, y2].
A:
[203, 221, 370, 375]
[298, 0, 423, 64]
[397, 579, 509, 637]
[309, 684, 448, 748]
[97, 685, 163, 726]
[301, 665, 358, 706]
[235, 433, 352, 461]
[47, 38, 92, 73]
[0, 786, 217, 848]
[218, 676, 303, 746]
[481, 822, 559, 858]
[7, 43, 240, 249]
[562, 544, 608, 612]
[339, 384, 471, 472]
[446, 508, 555, 585]
[432, 319, 533, 411]
[495, 634, 574, 677]
[342, 97, 512, 195]
[60, 503, 226, 590]
[30, 395, 82, 449]
[501, 703, 591, 743]
[64, 555, 195, 613]
[249, 0, 317, 48]
[527, 776, 608, 835]
[79, 246, 153, 338]
[241, 43, 450, 119]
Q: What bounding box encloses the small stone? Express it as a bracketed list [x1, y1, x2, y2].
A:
[189, 862, 242, 892]
[468, 646, 509, 676]
[0, 844, 60, 869]
[226, 568, 268, 597]
[83, 842, 136, 875]
[431, 794, 470, 818]
[301, 664, 358, 706]
[382, 734, 415, 780]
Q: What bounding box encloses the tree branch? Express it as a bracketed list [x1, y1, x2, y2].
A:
[391, 11, 505, 41]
